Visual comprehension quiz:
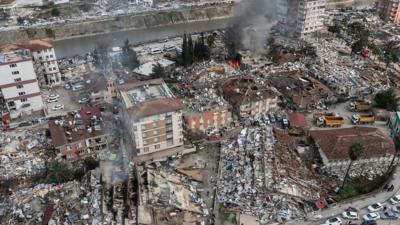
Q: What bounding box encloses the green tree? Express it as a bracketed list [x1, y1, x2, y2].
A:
[382, 42, 399, 67]
[151, 62, 165, 78]
[374, 89, 398, 111]
[342, 143, 364, 189]
[351, 40, 364, 53]
[121, 39, 139, 70]
[84, 156, 99, 171]
[188, 35, 194, 65]
[45, 28, 55, 38]
[328, 23, 341, 34]
[46, 161, 74, 183]
[182, 32, 189, 67]
[51, 7, 61, 17]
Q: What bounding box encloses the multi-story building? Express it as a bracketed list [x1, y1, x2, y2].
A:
[48, 106, 108, 161]
[221, 77, 279, 119]
[377, 0, 400, 25]
[310, 127, 397, 180]
[21, 39, 62, 86]
[281, 0, 326, 38]
[182, 87, 232, 136]
[120, 79, 184, 156]
[0, 48, 44, 119]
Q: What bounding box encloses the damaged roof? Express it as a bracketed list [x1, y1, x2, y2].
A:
[48, 106, 105, 147]
[310, 127, 396, 161]
[1, 39, 54, 52]
[221, 77, 278, 104]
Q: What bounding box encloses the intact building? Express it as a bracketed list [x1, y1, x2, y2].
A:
[120, 79, 184, 155]
[48, 106, 107, 161]
[0, 48, 44, 119]
[221, 77, 279, 119]
[282, 0, 326, 38]
[310, 127, 397, 179]
[377, 0, 400, 25]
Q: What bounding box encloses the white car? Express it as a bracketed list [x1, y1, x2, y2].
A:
[342, 211, 358, 220]
[368, 203, 383, 212]
[47, 98, 58, 103]
[390, 195, 400, 204]
[392, 205, 400, 213]
[48, 94, 60, 99]
[72, 84, 84, 91]
[321, 217, 342, 225]
[52, 104, 64, 111]
[363, 212, 380, 221]
[78, 97, 89, 104]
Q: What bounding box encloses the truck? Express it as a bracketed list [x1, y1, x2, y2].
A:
[322, 116, 345, 127]
[351, 114, 375, 125]
[349, 102, 371, 112]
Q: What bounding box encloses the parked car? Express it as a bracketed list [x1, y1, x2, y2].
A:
[342, 211, 358, 220]
[360, 221, 377, 225]
[321, 217, 342, 225]
[368, 203, 383, 212]
[363, 212, 380, 221]
[380, 211, 398, 220]
[269, 113, 276, 123]
[47, 98, 58, 103]
[392, 205, 400, 213]
[345, 207, 359, 212]
[52, 104, 64, 111]
[72, 84, 84, 91]
[390, 195, 400, 204]
[48, 94, 60, 99]
[78, 97, 90, 104]
[64, 83, 71, 90]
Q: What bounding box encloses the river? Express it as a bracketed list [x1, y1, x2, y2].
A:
[54, 18, 230, 58]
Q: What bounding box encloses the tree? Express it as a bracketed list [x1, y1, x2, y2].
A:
[382, 42, 399, 67]
[151, 63, 165, 78]
[121, 39, 139, 70]
[51, 7, 61, 17]
[46, 161, 74, 183]
[342, 143, 364, 189]
[374, 89, 398, 111]
[84, 156, 99, 171]
[328, 23, 341, 34]
[188, 35, 194, 65]
[45, 28, 55, 38]
[351, 40, 364, 54]
[207, 33, 216, 47]
[182, 32, 189, 67]
[17, 16, 24, 24]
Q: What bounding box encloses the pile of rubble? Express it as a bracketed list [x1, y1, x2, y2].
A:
[138, 165, 209, 225]
[217, 127, 307, 224]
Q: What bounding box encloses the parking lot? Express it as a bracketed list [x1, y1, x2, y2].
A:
[43, 84, 86, 117]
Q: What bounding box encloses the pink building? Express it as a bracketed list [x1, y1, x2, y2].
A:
[377, 0, 400, 25]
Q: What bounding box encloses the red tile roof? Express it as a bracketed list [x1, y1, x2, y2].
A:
[48, 106, 105, 148]
[289, 112, 307, 127]
[310, 127, 395, 161]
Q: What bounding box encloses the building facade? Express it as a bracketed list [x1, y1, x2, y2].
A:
[221, 77, 279, 119]
[310, 127, 397, 180]
[48, 106, 107, 161]
[0, 49, 44, 119]
[120, 79, 184, 155]
[377, 0, 400, 25]
[184, 105, 231, 135]
[281, 0, 326, 37]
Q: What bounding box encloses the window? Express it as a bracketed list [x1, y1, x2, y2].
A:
[49, 68, 52, 71]
[53, 67, 56, 70]
[143, 132, 147, 138]
[143, 140, 148, 145]
[17, 85, 23, 89]
[18, 92, 25, 96]
[14, 78, 21, 82]
[153, 130, 158, 135]
[154, 137, 159, 142]
[152, 122, 157, 128]
[143, 147, 149, 152]
[39, 56, 42, 60]
[46, 55, 49, 59]
[8, 101, 15, 106]
[167, 140, 173, 146]
[9, 63, 17, 68]
[154, 144, 160, 150]
[12, 71, 19, 75]
[50, 54, 53, 58]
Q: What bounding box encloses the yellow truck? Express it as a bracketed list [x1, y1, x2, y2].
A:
[314, 112, 344, 127]
[349, 102, 371, 112]
[351, 114, 375, 125]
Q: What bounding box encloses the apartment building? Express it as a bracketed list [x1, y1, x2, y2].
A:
[0, 48, 44, 119]
[282, 0, 326, 38]
[22, 39, 62, 86]
[377, 0, 400, 25]
[120, 79, 184, 155]
[48, 106, 107, 161]
[221, 77, 279, 119]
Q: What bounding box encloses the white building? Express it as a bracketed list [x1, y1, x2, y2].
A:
[120, 79, 184, 156]
[22, 39, 62, 86]
[282, 0, 326, 38]
[0, 49, 44, 119]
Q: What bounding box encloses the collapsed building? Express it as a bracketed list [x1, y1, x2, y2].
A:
[220, 77, 279, 119]
[48, 106, 108, 161]
[310, 127, 397, 179]
[120, 79, 184, 156]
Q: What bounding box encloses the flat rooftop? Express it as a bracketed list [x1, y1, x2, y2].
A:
[0, 49, 31, 65]
[120, 79, 183, 119]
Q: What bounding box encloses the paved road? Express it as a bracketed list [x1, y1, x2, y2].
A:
[299, 166, 400, 225]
